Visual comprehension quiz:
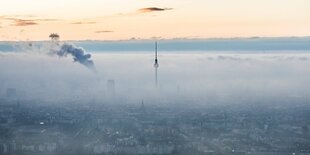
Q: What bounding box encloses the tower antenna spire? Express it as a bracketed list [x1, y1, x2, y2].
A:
[155, 41, 158, 60]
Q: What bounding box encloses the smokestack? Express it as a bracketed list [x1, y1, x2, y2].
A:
[49, 33, 59, 41]
[48, 34, 96, 72]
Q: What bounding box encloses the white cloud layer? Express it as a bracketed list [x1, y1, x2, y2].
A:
[1, 48, 310, 106]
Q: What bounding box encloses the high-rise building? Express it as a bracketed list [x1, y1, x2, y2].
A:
[107, 80, 115, 96]
[6, 88, 17, 98]
[302, 125, 309, 138]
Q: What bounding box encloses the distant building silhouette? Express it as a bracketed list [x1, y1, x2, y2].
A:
[107, 80, 115, 96]
[6, 88, 17, 98]
[302, 125, 309, 138]
[140, 100, 145, 112]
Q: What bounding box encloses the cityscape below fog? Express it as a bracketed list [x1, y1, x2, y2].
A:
[0, 84, 310, 155]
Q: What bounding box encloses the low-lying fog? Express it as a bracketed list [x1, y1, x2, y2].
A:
[1, 43, 310, 105]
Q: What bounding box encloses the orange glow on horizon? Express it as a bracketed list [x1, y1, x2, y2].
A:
[0, 0, 310, 41]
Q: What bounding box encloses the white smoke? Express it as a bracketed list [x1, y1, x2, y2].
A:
[55, 43, 96, 71]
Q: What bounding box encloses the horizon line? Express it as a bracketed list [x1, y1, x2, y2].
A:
[1, 36, 310, 42]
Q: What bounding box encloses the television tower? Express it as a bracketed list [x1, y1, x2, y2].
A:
[154, 41, 159, 87]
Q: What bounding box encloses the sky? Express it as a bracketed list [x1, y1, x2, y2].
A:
[0, 0, 310, 41]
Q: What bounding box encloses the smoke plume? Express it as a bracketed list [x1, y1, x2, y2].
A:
[56, 43, 96, 71]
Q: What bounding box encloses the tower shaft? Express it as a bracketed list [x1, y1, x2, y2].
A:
[154, 41, 159, 87]
[155, 67, 158, 87]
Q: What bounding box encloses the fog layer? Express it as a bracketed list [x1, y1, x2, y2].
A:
[1, 45, 310, 105]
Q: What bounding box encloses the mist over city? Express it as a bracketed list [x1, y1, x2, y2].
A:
[1, 0, 310, 154]
[0, 38, 310, 155]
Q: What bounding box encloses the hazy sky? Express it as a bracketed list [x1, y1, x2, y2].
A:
[0, 0, 310, 40]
